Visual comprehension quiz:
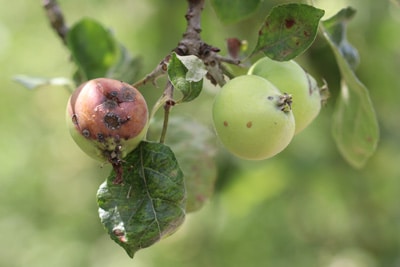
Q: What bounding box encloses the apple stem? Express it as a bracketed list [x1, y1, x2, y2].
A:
[159, 82, 175, 144]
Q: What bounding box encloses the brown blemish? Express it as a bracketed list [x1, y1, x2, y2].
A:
[161, 62, 168, 71]
[113, 229, 127, 243]
[246, 121, 253, 128]
[103, 99, 118, 109]
[105, 86, 135, 106]
[97, 133, 105, 142]
[223, 121, 229, 127]
[285, 19, 295, 29]
[104, 113, 122, 130]
[306, 72, 313, 95]
[71, 114, 78, 125]
[104, 113, 131, 130]
[82, 129, 90, 138]
[120, 86, 136, 102]
[166, 99, 176, 106]
[304, 31, 310, 37]
[107, 90, 119, 100]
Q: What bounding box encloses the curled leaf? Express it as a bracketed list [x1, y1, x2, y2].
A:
[322, 8, 379, 168]
[167, 53, 206, 103]
[323, 7, 360, 69]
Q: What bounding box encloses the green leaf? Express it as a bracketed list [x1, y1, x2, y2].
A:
[66, 18, 120, 81]
[147, 116, 217, 213]
[322, 9, 379, 169]
[13, 75, 74, 92]
[323, 7, 360, 70]
[167, 53, 206, 103]
[211, 0, 262, 24]
[97, 141, 186, 258]
[253, 3, 324, 61]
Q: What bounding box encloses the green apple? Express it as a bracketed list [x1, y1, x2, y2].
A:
[212, 75, 295, 160]
[66, 78, 149, 163]
[248, 57, 321, 134]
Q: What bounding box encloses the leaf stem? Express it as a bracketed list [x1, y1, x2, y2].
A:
[159, 82, 175, 144]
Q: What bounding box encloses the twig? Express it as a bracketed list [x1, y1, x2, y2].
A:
[132, 55, 170, 88]
[43, 0, 68, 44]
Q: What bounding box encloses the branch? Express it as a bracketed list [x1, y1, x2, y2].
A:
[178, 0, 228, 86]
[135, 0, 242, 88]
[176, 0, 204, 55]
[43, 0, 68, 44]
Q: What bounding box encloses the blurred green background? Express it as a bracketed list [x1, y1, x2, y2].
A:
[1, 0, 400, 266]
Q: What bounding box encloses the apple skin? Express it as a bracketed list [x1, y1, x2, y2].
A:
[66, 78, 149, 163]
[212, 75, 295, 160]
[248, 57, 321, 134]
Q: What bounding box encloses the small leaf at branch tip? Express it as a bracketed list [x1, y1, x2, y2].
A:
[176, 54, 207, 82]
[168, 53, 204, 102]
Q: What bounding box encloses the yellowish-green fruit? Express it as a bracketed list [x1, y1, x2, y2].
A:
[248, 57, 321, 134]
[66, 78, 149, 163]
[212, 75, 295, 160]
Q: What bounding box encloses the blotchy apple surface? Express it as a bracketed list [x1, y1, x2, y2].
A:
[67, 78, 148, 162]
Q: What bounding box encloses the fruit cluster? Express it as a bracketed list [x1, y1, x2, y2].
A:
[212, 57, 322, 160]
[66, 58, 323, 165]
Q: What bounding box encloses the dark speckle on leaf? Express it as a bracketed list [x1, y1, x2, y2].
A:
[285, 18, 296, 29]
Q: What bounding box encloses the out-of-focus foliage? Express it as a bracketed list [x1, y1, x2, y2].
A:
[1, 0, 399, 266]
